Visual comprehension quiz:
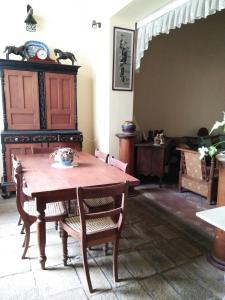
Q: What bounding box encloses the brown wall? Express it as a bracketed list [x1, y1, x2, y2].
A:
[134, 10, 225, 137]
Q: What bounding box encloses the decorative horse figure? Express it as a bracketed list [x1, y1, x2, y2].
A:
[3, 45, 28, 61]
[54, 49, 77, 65]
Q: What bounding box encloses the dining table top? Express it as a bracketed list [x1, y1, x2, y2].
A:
[18, 152, 140, 199]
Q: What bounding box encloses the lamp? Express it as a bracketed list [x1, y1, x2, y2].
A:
[24, 5, 37, 32]
[92, 20, 101, 29]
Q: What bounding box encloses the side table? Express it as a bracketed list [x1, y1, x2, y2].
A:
[134, 142, 170, 187]
[116, 133, 136, 175]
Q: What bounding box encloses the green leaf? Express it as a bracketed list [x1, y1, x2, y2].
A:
[208, 145, 217, 157]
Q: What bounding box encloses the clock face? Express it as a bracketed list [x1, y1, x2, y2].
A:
[24, 41, 50, 58]
[37, 49, 48, 60]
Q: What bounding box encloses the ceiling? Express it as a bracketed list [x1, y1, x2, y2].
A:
[113, 0, 174, 23]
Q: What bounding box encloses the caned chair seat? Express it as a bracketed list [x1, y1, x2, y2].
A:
[84, 196, 114, 208]
[64, 215, 116, 234]
[24, 200, 67, 217]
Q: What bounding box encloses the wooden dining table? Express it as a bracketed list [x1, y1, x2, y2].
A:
[17, 152, 140, 269]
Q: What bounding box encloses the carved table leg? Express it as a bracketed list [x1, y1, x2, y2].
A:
[37, 201, 46, 270]
[159, 177, 162, 188]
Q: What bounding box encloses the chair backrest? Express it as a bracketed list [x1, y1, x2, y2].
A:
[108, 155, 128, 173]
[11, 154, 22, 183]
[77, 182, 128, 239]
[95, 149, 109, 163]
[11, 155, 31, 220]
[177, 148, 211, 181]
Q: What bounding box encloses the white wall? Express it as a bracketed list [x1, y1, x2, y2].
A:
[0, 0, 172, 180]
[108, 0, 172, 157]
[0, 0, 132, 176]
[0, 0, 96, 151]
[134, 10, 225, 138]
[109, 17, 135, 157]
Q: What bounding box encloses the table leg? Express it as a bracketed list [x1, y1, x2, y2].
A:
[208, 228, 225, 271]
[37, 201, 46, 270]
[159, 177, 162, 188]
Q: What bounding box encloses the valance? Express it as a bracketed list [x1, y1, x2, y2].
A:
[136, 0, 225, 70]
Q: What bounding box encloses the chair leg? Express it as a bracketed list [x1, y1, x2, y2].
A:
[81, 244, 94, 293]
[68, 200, 71, 213]
[55, 221, 58, 231]
[22, 234, 26, 247]
[20, 224, 25, 234]
[113, 239, 119, 282]
[22, 225, 30, 259]
[103, 243, 109, 256]
[62, 229, 68, 266]
[18, 216, 22, 226]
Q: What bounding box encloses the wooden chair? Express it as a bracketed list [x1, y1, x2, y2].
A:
[95, 148, 109, 163]
[12, 157, 68, 259]
[12, 154, 32, 231]
[83, 149, 112, 212]
[108, 155, 128, 173]
[177, 147, 218, 205]
[61, 182, 128, 293]
[84, 154, 127, 212]
[84, 152, 127, 255]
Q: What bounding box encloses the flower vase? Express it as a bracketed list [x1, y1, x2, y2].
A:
[54, 154, 73, 166]
[121, 121, 136, 133]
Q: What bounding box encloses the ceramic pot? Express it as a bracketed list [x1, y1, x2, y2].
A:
[54, 154, 73, 166]
[121, 121, 136, 133]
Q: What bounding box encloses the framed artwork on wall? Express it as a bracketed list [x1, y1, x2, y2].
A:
[112, 27, 134, 91]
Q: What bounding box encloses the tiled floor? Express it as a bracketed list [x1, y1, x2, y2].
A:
[136, 182, 216, 239]
[0, 188, 225, 300]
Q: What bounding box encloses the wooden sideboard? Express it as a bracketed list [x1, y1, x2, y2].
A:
[0, 59, 83, 197]
[135, 142, 171, 186]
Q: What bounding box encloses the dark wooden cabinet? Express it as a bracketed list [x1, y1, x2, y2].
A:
[0, 59, 82, 196]
[135, 143, 170, 186]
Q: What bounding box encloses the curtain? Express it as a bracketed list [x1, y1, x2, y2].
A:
[136, 0, 225, 70]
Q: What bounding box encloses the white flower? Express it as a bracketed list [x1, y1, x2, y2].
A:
[209, 112, 225, 134]
[198, 146, 209, 160]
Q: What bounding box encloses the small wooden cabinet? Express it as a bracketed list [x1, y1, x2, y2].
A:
[0, 59, 82, 196]
[135, 143, 171, 186]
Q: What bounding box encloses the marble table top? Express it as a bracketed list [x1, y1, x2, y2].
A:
[196, 206, 225, 231]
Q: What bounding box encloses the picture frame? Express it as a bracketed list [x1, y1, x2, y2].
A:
[112, 27, 135, 91]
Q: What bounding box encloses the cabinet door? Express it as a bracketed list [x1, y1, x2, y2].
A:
[151, 147, 165, 177]
[45, 73, 75, 129]
[5, 143, 39, 192]
[4, 70, 40, 130]
[136, 147, 152, 176]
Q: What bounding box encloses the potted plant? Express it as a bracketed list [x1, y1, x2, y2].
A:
[199, 112, 225, 159]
